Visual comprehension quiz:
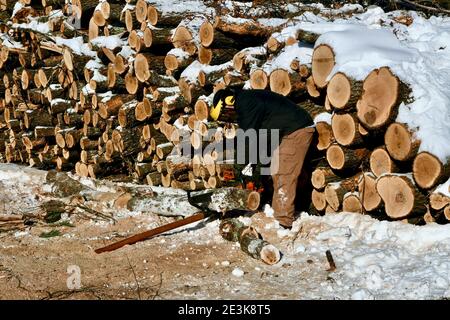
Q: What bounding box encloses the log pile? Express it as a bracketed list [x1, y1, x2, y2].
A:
[310, 44, 450, 224]
[0, 0, 316, 195]
[0, 1, 448, 228]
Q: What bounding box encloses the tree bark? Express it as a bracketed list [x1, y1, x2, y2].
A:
[219, 218, 281, 265]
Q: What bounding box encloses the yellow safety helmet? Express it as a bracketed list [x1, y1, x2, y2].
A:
[210, 91, 235, 121]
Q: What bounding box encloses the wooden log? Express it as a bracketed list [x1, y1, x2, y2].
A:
[219, 218, 281, 265]
[311, 167, 341, 190]
[342, 192, 363, 213]
[324, 176, 359, 211]
[369, 146, 399, 177]
[356, 67, 410, 130]
[316, 121, 334, 151]
[198, 47, 237, 66]
[178, 77, 207, 104]
[146, 171, 162, 186]
[214, 15, 280, 38]
[358, 173, 383, 213]
[311, 189, 327, 212]
[232, 46, 266, 73]
[331, 113, 363, 147]
[249, 68, 268, 90]
[24, 110, 53, 129]
[412, 152, 449, 189]
[164, 48, 195, 72]
[326, 144, 369, 171]
[429, 186, 450, 211]
[269, 68, 305, 96]
[306, 75, 321, 98]
[118, 100, 139, 128]
[385, 122, 420, 161]
[311, 44, 335, 89]
[376, 174, 428, 219]
[327, 72, 363, 110]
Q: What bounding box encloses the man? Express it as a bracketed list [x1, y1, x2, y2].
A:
[211, 88, 315, 229]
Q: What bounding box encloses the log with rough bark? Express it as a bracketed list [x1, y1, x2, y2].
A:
[412, 152, 449, 189]
[326, 144, 369, 171]
[219, 218, 281, 265]
[356, 67, 410, 130]
[198, 47, 237, 66]
[311, 166, 340, 190]
[164, 48, 195, 73]
[232, 46, 266, 74]
[327, 72, 363, 110]
[376, 174, 428, 219]
[214, 15, 281, 39]
[384, 122, 420, 161]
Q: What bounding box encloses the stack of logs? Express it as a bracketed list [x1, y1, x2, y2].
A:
[309, 44, 450, 224]
[0, 0, 316, 192]
[0, 1, 448, 224]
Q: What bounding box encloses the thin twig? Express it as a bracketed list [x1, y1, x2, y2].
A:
[126, 255, 141, 300]
[398, 0, 450, 14]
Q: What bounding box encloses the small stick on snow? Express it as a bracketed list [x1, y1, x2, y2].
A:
[325, 250, 336, 272]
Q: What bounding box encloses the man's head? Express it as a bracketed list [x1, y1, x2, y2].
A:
[210, 88, 235, 121]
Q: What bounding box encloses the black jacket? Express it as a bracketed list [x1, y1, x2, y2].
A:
[234, 89, 314, 138]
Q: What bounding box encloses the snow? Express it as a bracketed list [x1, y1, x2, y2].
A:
[11, 2, 24, 17]
[166, 47, 190, 59]
[306, 8, 450, 163]
[12, 20, 50, 34]
[118, 46, 135, 60]
[263, 204, 274, 217]
[434, 178, 450, 197]
[97, 91, 114, 102]
[282, 211, 450, 299]
[314, 112, 332, 125]
[1, 163, 450, 299]
[232, 268, 244, 277]
[263, 43, 313, 74]
[146, 0, 214, 16]
[55, 37, 96, 57]
[85, 59, 103, 71]
[90, 35, 127, 50]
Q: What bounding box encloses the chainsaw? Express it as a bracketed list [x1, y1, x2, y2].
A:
[94, 165, 263, 254]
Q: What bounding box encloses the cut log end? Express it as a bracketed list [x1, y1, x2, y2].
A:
[311, 44, 335, 88]
[413, 152, 448, 189]
[376, 175, 427, 219]
[250, 69, 268, 90]
[260, 244, 281, 265]
[247, 191, 260, 211]
[357, 67, 407, 129]
[385, 122, 420, 161]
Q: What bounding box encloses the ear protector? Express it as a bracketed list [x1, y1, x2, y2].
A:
[210, 95, 235, 120]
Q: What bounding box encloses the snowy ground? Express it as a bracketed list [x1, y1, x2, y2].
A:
[1, 165, 449, 300]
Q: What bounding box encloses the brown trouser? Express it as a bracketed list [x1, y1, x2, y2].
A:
[270, 127, 315, 227]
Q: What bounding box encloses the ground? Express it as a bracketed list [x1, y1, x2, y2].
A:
[0, 211, 332, 300]
[1, 206, 450, 300]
